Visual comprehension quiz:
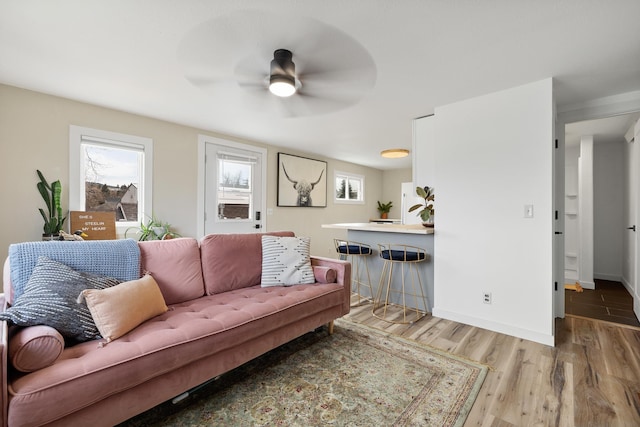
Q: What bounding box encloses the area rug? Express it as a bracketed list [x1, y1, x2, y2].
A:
[120, 320, 487, 426]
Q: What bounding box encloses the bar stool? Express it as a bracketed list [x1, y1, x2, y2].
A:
[334, 239, 374, 306]
[372, 243, 429, 324]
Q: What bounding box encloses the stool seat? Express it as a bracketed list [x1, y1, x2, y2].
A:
[337, 244, 372, 255]
[334, 239, 374, 306]
[379, 249, 426, 262]
[373, 243, 430, 324]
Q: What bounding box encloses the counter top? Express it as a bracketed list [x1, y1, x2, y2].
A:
[322, 222, 434, 235]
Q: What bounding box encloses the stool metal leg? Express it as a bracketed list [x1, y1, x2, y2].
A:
[372, 243, 430, 324]
[334, 239, 374, 307]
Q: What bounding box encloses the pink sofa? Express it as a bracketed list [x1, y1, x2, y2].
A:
[0, 232, 350, 426]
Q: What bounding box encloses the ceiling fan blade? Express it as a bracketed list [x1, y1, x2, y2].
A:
[177, 10, 378, 117]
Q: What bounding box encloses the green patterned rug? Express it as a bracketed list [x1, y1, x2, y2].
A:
[120, 320, 487, 426]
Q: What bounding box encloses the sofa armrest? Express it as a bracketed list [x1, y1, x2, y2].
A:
[311, 256, 351, 315]
[0, 294, 8, 427]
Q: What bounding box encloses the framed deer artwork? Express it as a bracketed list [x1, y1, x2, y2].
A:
[277, 153, 327, 207]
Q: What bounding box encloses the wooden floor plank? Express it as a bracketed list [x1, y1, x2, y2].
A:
[346, 298, 640, 426]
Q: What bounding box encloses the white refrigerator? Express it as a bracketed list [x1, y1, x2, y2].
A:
[401, 182, 423, 225]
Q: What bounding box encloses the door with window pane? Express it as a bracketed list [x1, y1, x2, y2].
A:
[205, 143, 264, 234]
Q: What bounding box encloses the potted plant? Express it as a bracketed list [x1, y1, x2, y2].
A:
[36, 170, 67, 240]
[376, 201, 393, 219]
[125, 215, 181, 241]
[408, 186, 435, 227]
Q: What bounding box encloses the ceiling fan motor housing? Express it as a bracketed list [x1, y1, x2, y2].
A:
[270, 49, 296, 86]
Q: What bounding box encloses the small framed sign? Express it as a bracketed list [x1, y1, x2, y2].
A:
[69, 211, 117, 240]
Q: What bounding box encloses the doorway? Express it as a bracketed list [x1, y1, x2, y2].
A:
[563, 112, 640, 327]
[196, 135, 267, 237]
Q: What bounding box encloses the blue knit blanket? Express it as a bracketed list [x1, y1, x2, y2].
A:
[9, 239, 140, 301]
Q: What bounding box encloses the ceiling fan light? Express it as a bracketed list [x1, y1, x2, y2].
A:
[269, 76, 296, 97]
[380, 148, 410, 158]
[269, 49, 297, 97]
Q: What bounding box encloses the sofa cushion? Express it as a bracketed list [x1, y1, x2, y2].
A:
[0, 256, 121, 342]
[8, 239, 139, 302]
[261, 236, 315, 286]
[200, 231, 295, 294]
[9, 325, 64, 372]
[139, 238, 205, 304]
[79, 274, 168, 343]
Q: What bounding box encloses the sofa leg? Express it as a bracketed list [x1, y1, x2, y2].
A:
[327, 320, 334, 335]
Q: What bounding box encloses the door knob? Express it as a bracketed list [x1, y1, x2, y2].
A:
[627, 225, 636, 232]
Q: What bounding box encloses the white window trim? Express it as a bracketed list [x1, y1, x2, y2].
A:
[334, 170, 365, 204]
[69, 125, 153, 236]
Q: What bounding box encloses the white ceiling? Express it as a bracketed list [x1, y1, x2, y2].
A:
[566, 112, 640, 148]
[1, 0, 639, 170]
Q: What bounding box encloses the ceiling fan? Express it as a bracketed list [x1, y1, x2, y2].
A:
[177, 11, 377, 117]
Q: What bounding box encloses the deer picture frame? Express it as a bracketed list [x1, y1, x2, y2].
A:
[277, 153, 327, 207]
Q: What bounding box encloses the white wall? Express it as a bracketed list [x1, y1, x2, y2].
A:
[433, 78, 555, 346]
[0, 84, 386, 277]
[594, 140, 624, 281]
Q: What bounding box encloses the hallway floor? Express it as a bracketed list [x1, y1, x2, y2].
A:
[565, 279, 640, 327]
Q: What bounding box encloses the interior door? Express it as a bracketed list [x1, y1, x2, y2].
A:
[204, 142, 266, 235]
[634, 119, 640, 319]
[554, 124, 565, 320]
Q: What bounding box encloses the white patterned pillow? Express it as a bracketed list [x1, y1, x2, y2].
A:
[261, 236, 315, 287]
[0, 256, 121, 343]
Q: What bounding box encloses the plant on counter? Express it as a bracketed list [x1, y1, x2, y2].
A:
[408, 186, 434, 225]
[125, 215, 181, 241]
[36, 169, 67, 238]
[376, 201, 393, 219]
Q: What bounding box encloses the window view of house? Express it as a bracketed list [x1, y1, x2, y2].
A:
[82, 144, 142, 222]
[217, 155, 252, 220]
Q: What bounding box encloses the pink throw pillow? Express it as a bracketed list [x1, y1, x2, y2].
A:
[313, 266, 337, 284]
[9, 325, 64, 372]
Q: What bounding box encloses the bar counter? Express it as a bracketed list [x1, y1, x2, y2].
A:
[322, 222, 434, 312]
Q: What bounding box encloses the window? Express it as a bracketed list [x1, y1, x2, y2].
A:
[334, 171, 364, 203]
[216, 151, 255, 220]
[69, 126, 153, 233]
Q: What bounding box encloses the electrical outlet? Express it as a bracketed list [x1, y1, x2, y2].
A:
[483, 292, 492, 304]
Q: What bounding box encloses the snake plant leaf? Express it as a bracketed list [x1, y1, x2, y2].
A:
[36, 170, 52, 191]
[37, 182, 52, 216]
[39, 208, 51, 233]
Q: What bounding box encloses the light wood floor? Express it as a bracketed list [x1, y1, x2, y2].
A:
[345, 297, 640, 426]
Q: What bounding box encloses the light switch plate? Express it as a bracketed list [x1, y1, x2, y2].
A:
[524, 204, 534, 218]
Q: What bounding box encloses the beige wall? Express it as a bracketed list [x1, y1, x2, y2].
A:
[0, 84, 412, 288]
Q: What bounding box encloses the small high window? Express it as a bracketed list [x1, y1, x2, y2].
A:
[334, 171, 364, 203]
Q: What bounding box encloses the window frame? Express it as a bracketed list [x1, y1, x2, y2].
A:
[334, 170, 365, 204]
[69, 125, 153, 236]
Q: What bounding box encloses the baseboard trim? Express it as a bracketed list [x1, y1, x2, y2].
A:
[579, 280, 595, 290]
[593, 273, 622, 282]
[431, 307, 555, 347]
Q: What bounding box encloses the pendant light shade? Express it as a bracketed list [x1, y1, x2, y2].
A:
[380, 149, 410, 158]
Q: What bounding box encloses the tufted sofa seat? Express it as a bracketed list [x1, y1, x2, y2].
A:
[0, 232, 351, 426]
